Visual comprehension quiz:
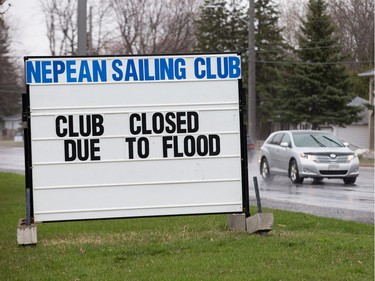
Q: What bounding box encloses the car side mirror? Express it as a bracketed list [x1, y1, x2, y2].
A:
[280, 142, 290, 148]
[343, 142, 350, 147]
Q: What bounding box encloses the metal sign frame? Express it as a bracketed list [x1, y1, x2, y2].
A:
[23, 52, 249, 224]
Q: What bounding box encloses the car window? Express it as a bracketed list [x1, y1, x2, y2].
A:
[270, 133, 284, 145]
[266, 135, 274, 144]
[293, 132, 345, 147]
[280, 133, 291, 146]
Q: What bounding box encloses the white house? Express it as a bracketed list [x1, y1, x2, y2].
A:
[1, 114, 22, 140]
[321, 96, 369, 150]
[358, 69, 374, 150]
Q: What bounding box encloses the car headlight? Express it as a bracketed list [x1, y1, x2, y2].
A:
[347, 154, 357, 162]
[300, 153, 319, 162]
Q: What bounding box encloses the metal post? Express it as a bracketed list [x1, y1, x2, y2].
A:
[25, 184, 31, 226]
[77, 0, 87, 55]
[248, 0, 256, 140]
[24, 127, 32, 226]
[253, 176, 262, 213]
[369, 77, 374, 150]
[240, 86, 250, 218]
[22, 93, 32, 226]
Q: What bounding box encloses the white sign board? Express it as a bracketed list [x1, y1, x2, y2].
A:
[25, 53, 246, 222]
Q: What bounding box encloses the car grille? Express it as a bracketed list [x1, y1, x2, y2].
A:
[320, 170, 348, 175]
[316, 154, 348, 163]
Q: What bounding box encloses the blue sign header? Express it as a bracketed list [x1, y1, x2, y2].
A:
[25, 54, 241, 85]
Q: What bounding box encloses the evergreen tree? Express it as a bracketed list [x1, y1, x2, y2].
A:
[282, 0, 361, 129]
[195, 0, 248, 52]
[0, 16, 21, 122]
[255, 0, 290, 138]
[195, 0, 231, 53]
[195, 0, 288, 138]
[195, 0, 248, 77]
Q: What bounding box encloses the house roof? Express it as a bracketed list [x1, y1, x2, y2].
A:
[349, 96, 368, 125]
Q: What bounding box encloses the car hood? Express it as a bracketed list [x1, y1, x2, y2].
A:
[294, 146, 355, 155]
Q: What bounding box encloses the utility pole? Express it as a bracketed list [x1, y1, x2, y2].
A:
[88, 6, 93, 55]
[77, 0, 87, 55]
[248, 0, 256, 139]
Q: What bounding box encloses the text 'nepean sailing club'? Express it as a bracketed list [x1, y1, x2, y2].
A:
[25, 55, 241, 85]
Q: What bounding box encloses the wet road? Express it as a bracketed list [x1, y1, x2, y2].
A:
[248, 150, 374, 223]
[0, 145, 24, 174]
[0, 145, 373, 223]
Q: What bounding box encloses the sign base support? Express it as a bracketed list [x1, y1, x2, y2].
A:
[17, 219, 37, 245]
[227, 213, 247, 231]
[246, 213, 274, 234]
[227, 213, 274, 234]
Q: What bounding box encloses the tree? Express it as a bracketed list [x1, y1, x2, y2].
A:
[195, 0, 247, 55]
[0, 15, 21, 123]
[196, 0, 228, 52]
[195, 0, 253, 134]
[255, 0, 290, 138]
[195, 0, 248, 77]
[328, 0, 374, 100]
[41, 0, 77, 55]
[277, 0, 307, 49]
[328, 0, 374, 70]
[277, 0, 374, 101]
[195, 0, 247, 53]
[85, 1, 116, 55]
[41, 0, 202, 55]
[196, 0, 290, 138]
[41, 0, 116, 55]
[281, 0, 361, 129]
[110, 0, 200, 55]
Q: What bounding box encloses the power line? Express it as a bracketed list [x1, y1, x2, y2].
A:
[254, 60, 374, 65]
[256, 41, 374, 53]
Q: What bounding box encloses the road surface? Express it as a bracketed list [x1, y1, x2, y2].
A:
[248, 150, 374, 223]
[0, 145, 24, 174]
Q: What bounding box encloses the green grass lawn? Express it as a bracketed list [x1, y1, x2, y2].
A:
[0, 172, 373, 281]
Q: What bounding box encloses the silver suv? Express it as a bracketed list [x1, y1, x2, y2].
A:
[259, 130, 360, 184]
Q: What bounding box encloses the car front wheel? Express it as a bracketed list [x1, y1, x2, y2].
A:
[260, 158, 273, 181]
[290, 160, 304, 184]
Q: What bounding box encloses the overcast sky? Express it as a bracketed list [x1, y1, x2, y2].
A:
[6, 0, 49, 59]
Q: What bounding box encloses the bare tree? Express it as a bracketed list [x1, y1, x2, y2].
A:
[0, 16, 21, 123]
[41, 0, 115, 56]
[157, 0, 199, 53]
[277, 0, 307, 49]
[41, 0, 77, 55]
[41, 0, 202, 56]
[328, 0, 374, 69]
[86, 1, 115, 55]
[110, 0, 201, 55]
[110, 0, 162, 54]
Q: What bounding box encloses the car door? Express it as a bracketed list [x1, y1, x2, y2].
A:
[267, 133, 284, 173]
[275, 133, 292, 175]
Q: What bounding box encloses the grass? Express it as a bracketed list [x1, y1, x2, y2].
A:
[0, 172, 373, 281]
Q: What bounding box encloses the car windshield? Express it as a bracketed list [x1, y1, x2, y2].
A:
[292, 132, 345, 148]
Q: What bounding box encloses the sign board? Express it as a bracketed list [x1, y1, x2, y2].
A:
[24, 53, 248, 222]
